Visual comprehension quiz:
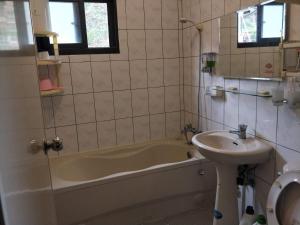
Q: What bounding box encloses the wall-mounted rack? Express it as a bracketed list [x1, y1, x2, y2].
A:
[225, 88, 273, 97]
[34, 31, 64, 97]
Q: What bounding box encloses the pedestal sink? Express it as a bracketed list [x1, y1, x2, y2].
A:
[192, 131, 273, 225]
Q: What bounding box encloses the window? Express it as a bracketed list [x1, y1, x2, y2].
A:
[237, 2, 286, 48]
[49, 0, 119, 55]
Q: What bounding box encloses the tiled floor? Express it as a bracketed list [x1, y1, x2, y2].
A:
[142, 210, 213, 225]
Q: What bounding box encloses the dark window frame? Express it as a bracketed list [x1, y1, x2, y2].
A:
[237, 2, 286, 48]
[48, 0, 119, 55]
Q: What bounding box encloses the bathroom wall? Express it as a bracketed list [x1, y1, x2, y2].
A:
[40, 0, 184, 154]
[0, 0, 57, 224]
[181, 0, 300, 212]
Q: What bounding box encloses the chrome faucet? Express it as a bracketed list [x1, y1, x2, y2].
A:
[182, 123, 199, 145]
[229, 124, 248, 139]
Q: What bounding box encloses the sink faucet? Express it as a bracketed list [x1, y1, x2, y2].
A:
[229, 124, 248, 139]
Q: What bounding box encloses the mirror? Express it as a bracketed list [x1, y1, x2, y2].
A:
[215, 0, 287, 80]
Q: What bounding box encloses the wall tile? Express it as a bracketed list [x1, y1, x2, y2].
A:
[74, 93, 96, 124]
[58, 63, 72, 95]
[190, 0, 201, 23]
[225, 0, 240, 14]
[276, 145, 300, 173]
[165, 86, 180, 112]
[128, 30, 147, 60]
[116, 0, 127, 29]
[162, 0, 179, 29]
[212, 0, 224, 18]
[69, 55, 90, 63]
[144, 0, 162, 29]
[277, 105, 300, 151]
[91, 61, 112, 92]
[98, 120, 117, 148]
[211, 97, 224, 124]
[90, 54, 110, 62]
[77, 123, 98, 151]
[110, 30, 129, 60]
[41, 97, 55, 128]
[111, 61, 130, 90]
[147, 59, 164, 87]
[200, 0, 212, 22]
[164, 58, 180, 85]
[224, 92, 239, 129]
[239, 94, 256, 135]
[256, 97, 277, 142]
[56, 125, 78, 154]
[184, 85, 192, 112]
[70, 62, 93, 94]
[130, 60, 148, 89]
[133, 116, 150, 143]
[94, 92, 115, 121]
[256, 81, 279, 142]
[146, 30, 163, 59]
[116, 118, 134, 145]
[149, 87, 165, 114]
[245, 54, 260, 76]
[241, 0, 259, 8]
[166, 112, 181, 138]
[53, 95, 76, 127]
[132, 89, 149, 116]
[163, 30, 179, 58]
[150, 114, 166, 140]
[114, 90, 132, 119]
[126, 0, 145, 29]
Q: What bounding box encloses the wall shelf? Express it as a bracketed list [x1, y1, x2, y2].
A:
[41, 88, 64, 97]
[37, 59, 62, 66]
[224, 88, 272, 97]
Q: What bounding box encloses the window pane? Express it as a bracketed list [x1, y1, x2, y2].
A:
[0, 1, 20, 50]
[261, 4, 284, 39]
[49, 2, 82, 44]
[84, 2, 110, 48]
[238, 7, 257, 43]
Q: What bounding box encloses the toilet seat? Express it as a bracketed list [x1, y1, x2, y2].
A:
[267, 164, 300, 225]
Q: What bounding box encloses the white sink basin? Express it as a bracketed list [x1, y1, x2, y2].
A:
[192, 131, 272, 165]
[192, 130, 273, 225]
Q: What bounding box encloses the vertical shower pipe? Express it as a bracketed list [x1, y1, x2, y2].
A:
[179, 18, 203, 132]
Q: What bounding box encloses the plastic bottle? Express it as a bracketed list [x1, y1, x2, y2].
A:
[239, 206, 256, 225]
[253, 215, 267, 225]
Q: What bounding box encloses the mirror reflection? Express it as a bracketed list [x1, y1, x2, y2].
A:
[215, 0, 287, 79]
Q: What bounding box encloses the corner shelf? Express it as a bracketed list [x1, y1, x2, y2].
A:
[37, 59, 62, 66]
[41, 88, 64, 97]
[34, 31, 64, 97]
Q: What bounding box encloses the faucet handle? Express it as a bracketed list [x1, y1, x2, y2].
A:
[52, 136, 63, 152]
[238, 124, 248, 131]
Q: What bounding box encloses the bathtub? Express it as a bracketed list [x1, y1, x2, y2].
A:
[50, 139, 217, 225]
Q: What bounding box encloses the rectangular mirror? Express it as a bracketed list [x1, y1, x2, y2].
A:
[215, 0, 288, 80]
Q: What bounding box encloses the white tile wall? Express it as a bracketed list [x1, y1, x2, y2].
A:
[42, 0, 183, 154]
[181, 0, 300, 210]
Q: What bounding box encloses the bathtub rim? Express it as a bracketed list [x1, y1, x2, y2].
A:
[49, 139, 208, 194]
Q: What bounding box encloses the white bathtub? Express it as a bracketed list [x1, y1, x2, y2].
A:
[50, 139, 217, 225]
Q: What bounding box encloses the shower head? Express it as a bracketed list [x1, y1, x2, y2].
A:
[179, 18, 202, 31]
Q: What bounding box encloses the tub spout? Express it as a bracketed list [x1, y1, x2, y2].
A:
[182, 124, 201, 145]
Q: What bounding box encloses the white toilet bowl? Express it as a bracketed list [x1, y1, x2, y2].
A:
[266, 162, 300, 225]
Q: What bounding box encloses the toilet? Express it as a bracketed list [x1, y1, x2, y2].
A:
[267, 162, 300, 225]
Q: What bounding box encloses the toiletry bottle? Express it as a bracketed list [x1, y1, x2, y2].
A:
[239, 206, 255, 225]
[252, 215, 267, 225]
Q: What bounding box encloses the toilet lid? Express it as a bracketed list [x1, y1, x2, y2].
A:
[267, 171, 300, 225]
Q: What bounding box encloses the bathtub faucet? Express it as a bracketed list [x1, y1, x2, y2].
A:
[182, 123, 200, 145]
[43, 136, 64, 154]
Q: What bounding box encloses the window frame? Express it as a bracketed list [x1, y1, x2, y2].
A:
[237, 1, 287, 48]
[48, 0, 119, 55]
